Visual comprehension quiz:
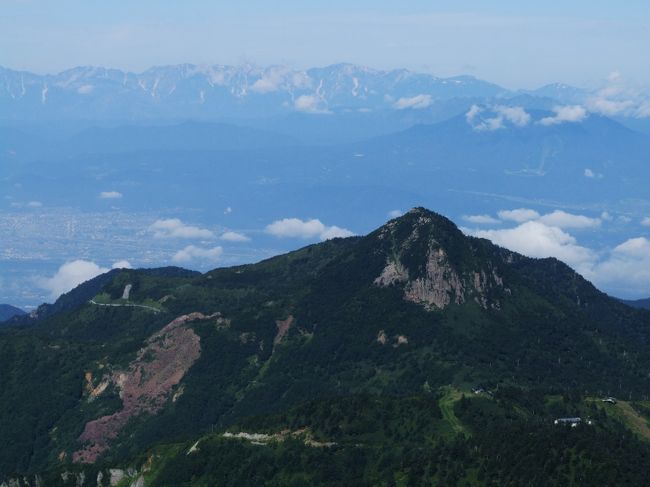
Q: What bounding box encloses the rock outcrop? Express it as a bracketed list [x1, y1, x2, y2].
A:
[374, 208, 506, 310]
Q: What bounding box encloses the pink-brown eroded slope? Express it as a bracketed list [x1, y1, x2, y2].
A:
[73, 312, 214, 463]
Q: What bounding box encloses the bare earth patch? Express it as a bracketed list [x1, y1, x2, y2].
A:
[274, 315, 294, 346]
[73, 312, 216, 463]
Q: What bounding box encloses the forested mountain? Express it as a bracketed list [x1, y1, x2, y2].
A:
[2, 208, 650, 486]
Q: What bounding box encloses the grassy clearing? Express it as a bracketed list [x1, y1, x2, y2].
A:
[616, 401, 650, 441]
[588, 397, 650, 441]
[438, 386, 468, 436]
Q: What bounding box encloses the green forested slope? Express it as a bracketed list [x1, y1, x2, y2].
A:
[1, 208, 650, 485]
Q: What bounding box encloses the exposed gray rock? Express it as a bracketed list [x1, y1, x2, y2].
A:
[130, 476, 145, 487]
[109, 468, 125, 486]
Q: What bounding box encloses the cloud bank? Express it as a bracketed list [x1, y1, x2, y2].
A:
[149, 219, 214, 239]
[265, 218, 354, 241]
[473, 221, 594, 268]
[172, 245, 223, 263]
[38, 259, 129, 301]
[465, 206, 650, 297]
[100, 191, 123, 199]
[539, 105, 588, 126]
[394, 94, 432, 110]
[465, 105, 531, 131]
[220, 231, 250, 242]
[294, 95, 330, 114]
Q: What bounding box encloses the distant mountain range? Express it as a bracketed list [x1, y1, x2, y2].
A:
[0, 63, 511, 121]
[0, 304, 25, 322]
[622, 298, 650, 310]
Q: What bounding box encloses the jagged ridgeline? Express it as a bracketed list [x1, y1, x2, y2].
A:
[2, 208, 650, 486]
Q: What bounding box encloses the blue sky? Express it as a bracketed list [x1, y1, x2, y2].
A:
[2, 1, 650, 88]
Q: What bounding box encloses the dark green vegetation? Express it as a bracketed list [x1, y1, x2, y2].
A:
[2, 208, 650, 485]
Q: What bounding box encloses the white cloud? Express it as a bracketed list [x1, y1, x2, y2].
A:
[463, 214, 500, 225]
[586, 237, 650, 295]
[251, 67, 290, 93]
[467, 208, 650, 296]
[472, 221, 595, 269]
[475, 116, 504, 132]
[583, 71, 648, 118]
[26, 201, 42, 208]
[601, 212, 613, 222]
[540, 105, 588, 126]
[77, 84, 94, 95]
[497, 208, 599, 229]
[465, 104, 482, 123]
[497, 208, 541, 223]
[172, 245, 223, 264]
[319, 225, 355, 240]
[100, 191, 123, 199]
[149, 219, 214, 239]
[586, 97, 634, 116]
[266, 218, 324, 239]
[265, 218, 354, 241]
[294, 95, 330, 114]
[536, 210, 601, 229]
[465, 105, 530, 131]
[388, 209, 403, 218]
[291, 72, 311, 89]
[224, 206, 232, 215]
[38, 260, 109, 301]
[642, 217, 650, 227]
[584, 168, 603, 179]
[495, 106, 531, 127]
[112, 260, 132, 269]
[220, 231, 250, 242]
[251, 78, 280, 94]
[613, 237, 650, 257]
[394, 94, 432, 110]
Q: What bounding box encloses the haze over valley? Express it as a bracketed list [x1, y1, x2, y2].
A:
[3, 63, 650, 308]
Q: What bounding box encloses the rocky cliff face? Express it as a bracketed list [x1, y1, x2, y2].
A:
[374, 208, 508, 310]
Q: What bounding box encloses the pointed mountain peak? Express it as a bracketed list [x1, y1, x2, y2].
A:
[376, 207, 466, 249]
[371, 207, 507, 311]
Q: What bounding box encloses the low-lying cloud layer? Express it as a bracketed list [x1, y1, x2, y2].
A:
[539, 105, 588, 126]
[172, 245, 223, 264]
[265, 217, 354, 241]
[464, 207, 650, 298]
[585, 72, 650, 119]
[473, 221, 594, 267]
[394, 94, 432, 110]
[38, 259, 132, 301]
[149, 219, 214, 239]
[465, 105, 531, 131]
[220, 231, 250, 242]
[294, 95, 330, 114]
